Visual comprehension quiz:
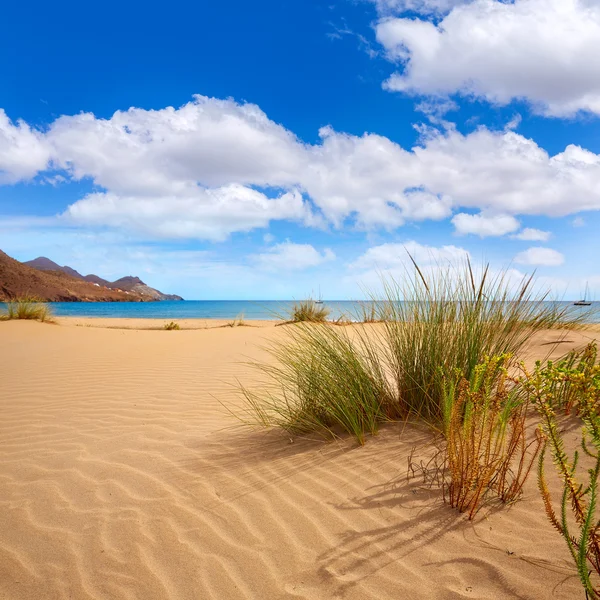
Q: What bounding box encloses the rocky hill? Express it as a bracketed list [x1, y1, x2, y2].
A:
[0, 251, 183, 302]
[23, 256, 183, 301]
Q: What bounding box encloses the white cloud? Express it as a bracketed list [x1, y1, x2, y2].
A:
[572, 217, 586, 227]
[350, 240, 470, 270]
[452, 213, 520, 237]
[0, 110, 51, 183]
[252, 242, 335, 271]
[48, 95, 308, 194]
[514, 247, 565, 267]
[1, 96, 600, 240]
[511, 228, 551, 241]
[369, 0, 471, 16]
[376, 0, 600, 117]
[63, 186, 313, 242]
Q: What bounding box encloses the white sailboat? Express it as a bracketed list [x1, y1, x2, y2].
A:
[574, 282, 592, 306]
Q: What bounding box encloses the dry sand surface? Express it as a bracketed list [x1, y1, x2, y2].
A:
[1, 318, 600, 600]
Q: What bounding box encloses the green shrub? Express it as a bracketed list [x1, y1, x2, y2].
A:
[164, 321, 180, 330]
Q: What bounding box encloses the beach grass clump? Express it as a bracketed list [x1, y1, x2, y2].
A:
[442, 355, 541, 519]
[239, 323, 396, 444]
[521, 345, 600, 597]
[240, 258, 577, 446]
[375, 260, 579, 422]
[0, 297, 54, 323]
[288, 300, 330, 323]
[164, 321, 180, 330]
[225, 313, 246, 328]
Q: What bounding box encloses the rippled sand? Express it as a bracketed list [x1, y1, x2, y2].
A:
[1, 319, 598, 599]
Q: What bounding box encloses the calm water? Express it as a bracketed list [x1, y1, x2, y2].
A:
[30, 300, 600, 322]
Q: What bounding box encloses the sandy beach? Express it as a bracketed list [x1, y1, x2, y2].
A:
[2, 318, 600, 600]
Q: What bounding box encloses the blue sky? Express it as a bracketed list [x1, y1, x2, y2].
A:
[1, 0, 599, 299]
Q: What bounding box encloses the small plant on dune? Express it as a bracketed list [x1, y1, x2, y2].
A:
[225, 313, 247, 328]
[540, 343, 598, 415]
[288, 299, 330, 323]
[442, 355, 541, 519]
[521, 344, 600, 597]
[357, 302, 379, 323]
[239, 323, 397, 444]
[0, 297, 54, 323]
[164, 321, 180, 330]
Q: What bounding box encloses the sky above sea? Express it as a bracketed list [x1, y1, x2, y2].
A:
[1, 0, 599, 300]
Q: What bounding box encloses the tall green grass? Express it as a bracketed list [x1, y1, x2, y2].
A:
[240, 260, 582, 443]
[374, 261, 580, 422]
[0, 297, 54, 323]
[240, 323, 396, 444]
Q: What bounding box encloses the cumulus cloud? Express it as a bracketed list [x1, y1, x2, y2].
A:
[350, 240, 470, 270]
[252, 242, 335, 271]
[63, 186, 313, 242]
[452, 213, 520, 237]
[514, 247, 565, 267]
[0, 110, 51, 183]
[1, 96, 600, 240]
[376, 0, 600, 116]
[369, 0, 471, 16]
[511, 228, 551, 241]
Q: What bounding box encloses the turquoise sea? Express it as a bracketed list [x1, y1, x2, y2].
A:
[34, 300, 600, 322]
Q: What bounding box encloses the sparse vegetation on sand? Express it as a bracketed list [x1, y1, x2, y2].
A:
[224, 313, 247, 328]
[0, 297, 54, 323]
[287, 299, 330, 323]
[241, 260, 579, 442]
[237, 258, 590, 528]
[520, 344, 600, 597]
[442, 355, 541, 519]
[164, 321, 180, 330]
[240, 323, 396, 444]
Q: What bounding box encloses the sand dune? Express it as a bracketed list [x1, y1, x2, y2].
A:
[1, 319, 599, 599]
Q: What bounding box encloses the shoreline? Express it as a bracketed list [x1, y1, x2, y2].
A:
[56, 316, 280, 329]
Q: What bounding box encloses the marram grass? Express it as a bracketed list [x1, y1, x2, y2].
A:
[288, 300, 330, 323]
[372, 260, 582, 422]
[239, 260, 582, 444]
[0, 297, 54, 323]
[239, 323, 396, 445]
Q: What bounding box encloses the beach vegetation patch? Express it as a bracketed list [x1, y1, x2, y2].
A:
[0, 297, 54, 323]
[288, 300, 330, 323]
[520, 344, 600, 597]
[239, 323, 396, 444]
[441, 355, 541, 519]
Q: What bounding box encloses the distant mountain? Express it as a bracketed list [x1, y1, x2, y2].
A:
[109, 276, 183, 301]
[0, 251, 143, 302]
[1, 252, 183, 302]
[24, 257, 84, 280]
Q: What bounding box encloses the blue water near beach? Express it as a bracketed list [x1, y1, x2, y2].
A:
[40, 300, 600, 322]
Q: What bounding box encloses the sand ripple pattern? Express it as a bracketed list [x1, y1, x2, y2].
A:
[1, 321, 593, 599]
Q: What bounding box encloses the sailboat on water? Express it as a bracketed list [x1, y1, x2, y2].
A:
[315, 286, 324, 304]
[574, 282, 592, 306]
